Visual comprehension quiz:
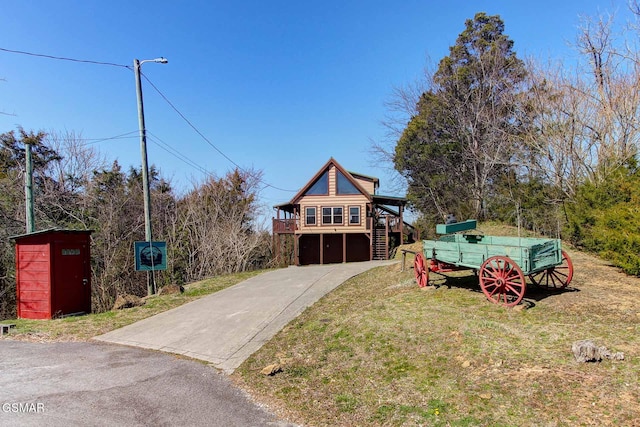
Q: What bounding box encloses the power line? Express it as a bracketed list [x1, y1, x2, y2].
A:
[81, 131, 140, 145]
[0, 47, 129, 68]
[139, 74, 241, 168]
[147, 132, 213, 177]
[148, 133, 298, 199]
[139, 72, 298, 193]
[149, 132, 294, 195]
[2, 46, 298, 193]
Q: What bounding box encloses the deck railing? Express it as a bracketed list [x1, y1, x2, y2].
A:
[273, 218, 298, 234]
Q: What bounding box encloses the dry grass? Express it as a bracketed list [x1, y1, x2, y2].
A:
[234, 232, 640, 426]
[0, 270, 262, 342]
[3, 225, 638, 426]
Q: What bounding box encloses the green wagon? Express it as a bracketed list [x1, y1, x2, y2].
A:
[414, 220, 574, 307]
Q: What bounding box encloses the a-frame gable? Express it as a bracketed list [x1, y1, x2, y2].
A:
[289, 158, 373, 204]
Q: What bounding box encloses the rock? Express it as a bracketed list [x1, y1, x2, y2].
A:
[261, 364, 283, 376]
[158, 284, 184, 295]
[112, 294, 146, 310]
[571, 340, 625, 362]
[479, 393, 492, 400]
[461, 360, 471, 368]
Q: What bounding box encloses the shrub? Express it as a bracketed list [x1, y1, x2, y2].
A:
[566, 160, 640, 275]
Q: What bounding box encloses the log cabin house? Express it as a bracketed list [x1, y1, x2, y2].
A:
[272, 158, 416, 265]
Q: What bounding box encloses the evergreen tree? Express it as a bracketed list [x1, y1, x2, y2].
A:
[394, 13, 528, 221]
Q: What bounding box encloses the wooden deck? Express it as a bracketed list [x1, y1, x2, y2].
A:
[273, 218, 297, 234]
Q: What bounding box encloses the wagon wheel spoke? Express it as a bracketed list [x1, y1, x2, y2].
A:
[483, 278, 499, 287]
[529, 250, 574, 290]
[482, 261, 502, 280]
[480, 256, 526, 307]
[414, 253, 429, 288]
[487, 285, 501, 298]
[549, 269, 569, 284]
[504, 276, 525, 302]
[505, 269, 522, 282]
[505, 282, 525, 297]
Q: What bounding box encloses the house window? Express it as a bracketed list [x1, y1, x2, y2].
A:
[305, 207, 316, 225]
[349, 206, 360, 225]
[322, 207, 343, 225]
[306, 171, 328, 195]
[336, 170, 360, 195]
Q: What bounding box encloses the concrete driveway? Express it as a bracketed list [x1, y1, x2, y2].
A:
[96, 260, 395, 373]
[2, 261, 395, 426]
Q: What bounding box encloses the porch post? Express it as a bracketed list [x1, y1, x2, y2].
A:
[368, 212, 373, 261]
[399, 204, 404, 244]
[385, 215, 389, 260]
[342, 233, 346, 263]
[274, 208, 280, 263]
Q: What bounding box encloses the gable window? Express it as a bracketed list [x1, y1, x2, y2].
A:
[305, 207, 316, 225]
[349, 206, 360, 225]
[306, 171, 328, 195]
[322, 207, 343, 225]
[336, 170, 360, 195]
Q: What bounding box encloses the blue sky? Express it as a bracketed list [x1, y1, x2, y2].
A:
[0, 1, 631, 219]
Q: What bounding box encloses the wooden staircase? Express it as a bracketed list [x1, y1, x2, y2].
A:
[372, 227, 388, 260]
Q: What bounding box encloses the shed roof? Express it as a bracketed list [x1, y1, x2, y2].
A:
[10, 228, 93, 241]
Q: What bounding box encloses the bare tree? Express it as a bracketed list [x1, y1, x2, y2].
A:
[175, 168, 269, 282]
[35, 130, 107, 229]
[525, 10, 640, 200]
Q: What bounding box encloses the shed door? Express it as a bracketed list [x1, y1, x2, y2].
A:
[53, 242, 91, 315]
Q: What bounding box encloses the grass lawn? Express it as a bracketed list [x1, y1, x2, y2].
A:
[234, 230, 639, 426]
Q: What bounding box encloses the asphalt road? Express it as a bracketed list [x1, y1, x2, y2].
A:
[0, 341, 294, 427]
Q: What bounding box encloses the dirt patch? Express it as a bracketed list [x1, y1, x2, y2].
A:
[550, 248, 640, 314]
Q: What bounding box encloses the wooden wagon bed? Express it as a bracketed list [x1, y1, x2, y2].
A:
[415, 220, 574, 307]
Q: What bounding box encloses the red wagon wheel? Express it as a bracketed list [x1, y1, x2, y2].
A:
[529, 250, 574, 289]
[414, 252, 429, 288]
[479, 256, 526, 307]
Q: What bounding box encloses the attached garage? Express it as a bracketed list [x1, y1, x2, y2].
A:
[299, 234, 320, 265]
[322, 234, 343, 264]
[298, 233, 371, 265]
[346, 234, 370, 262]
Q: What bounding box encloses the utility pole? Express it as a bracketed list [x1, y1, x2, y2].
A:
[25, 142, 35, 233]
[134, 57, 167, 296]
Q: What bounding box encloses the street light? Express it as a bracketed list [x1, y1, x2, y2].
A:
[134, 57, 167, 296]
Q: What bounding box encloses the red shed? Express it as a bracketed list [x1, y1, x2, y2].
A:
[12, 229, 92, 319]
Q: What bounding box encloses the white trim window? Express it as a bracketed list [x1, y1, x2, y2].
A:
[349, 206, 360, 225]
[322, 207, 343, 225]
[305, 207, 316, 226]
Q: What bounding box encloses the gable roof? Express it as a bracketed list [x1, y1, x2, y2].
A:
[348, 171, 379, 190]
[288, 157, 373, 205]
[273, 158, 408, 214]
